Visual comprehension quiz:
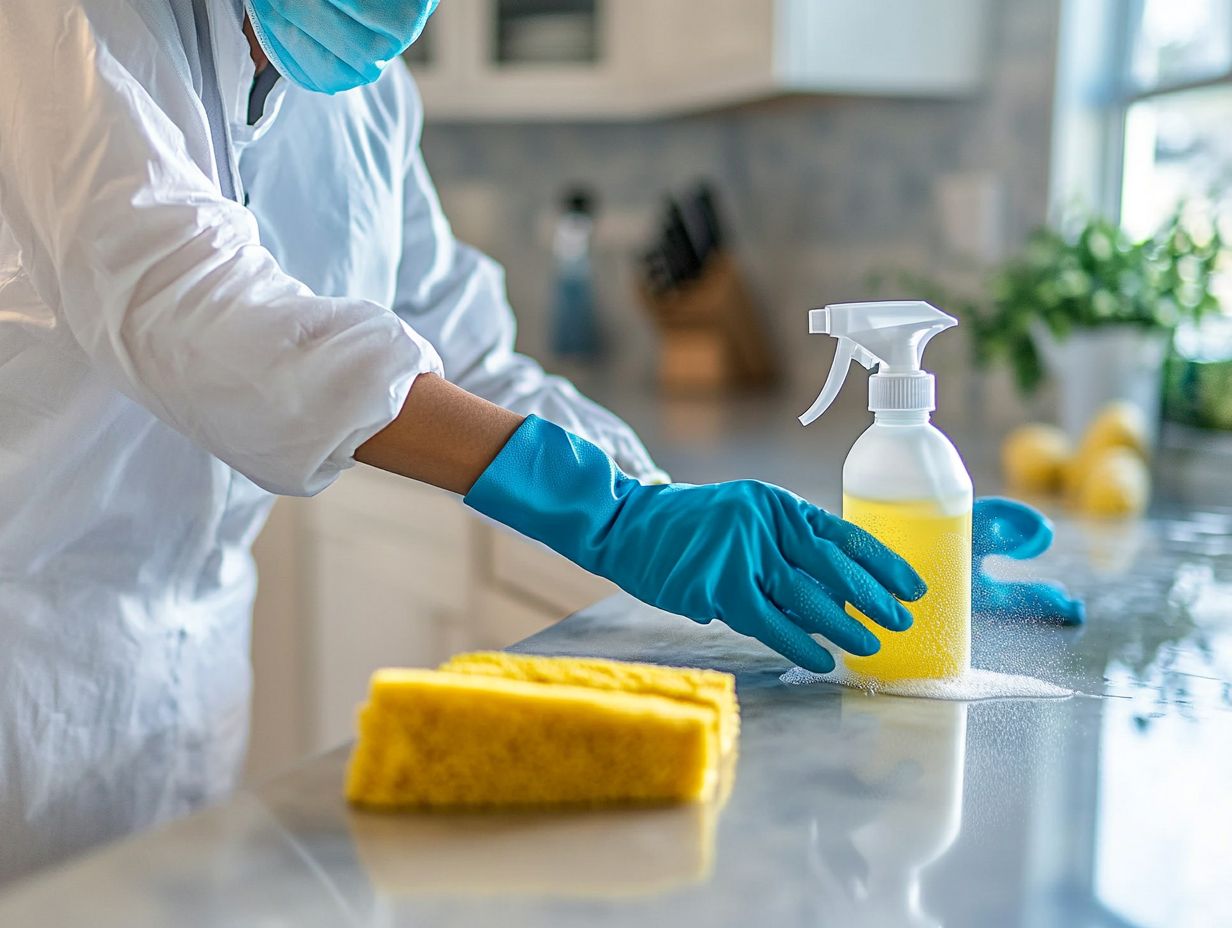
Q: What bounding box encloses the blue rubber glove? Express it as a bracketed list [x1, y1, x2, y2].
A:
[973, 497, 1085, 625]
[465, 416, 926, 673]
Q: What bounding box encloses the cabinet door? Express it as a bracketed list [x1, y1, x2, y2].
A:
[456, 0, 637, 119]
[470, 527, 616, 648]
[776, 0, 989, 95]
[488, 527, 616, 616]
[637, 0, 775, 110]
[413, 0, 987, 120]
[247, 498, 311, 782]
[304, 470, 475, 750]
[308, 468, 471, 613]
[308, 526, 459, 750]
[472, 587, 563, 650]
[405, 0, 486, 117]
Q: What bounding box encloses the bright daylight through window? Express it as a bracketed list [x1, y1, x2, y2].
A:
[1120, 0, 1232, 237]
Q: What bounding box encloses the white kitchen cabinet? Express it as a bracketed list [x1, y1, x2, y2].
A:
[408, 0, 990, 121]
[489, 527, 617, 618]
[477, 525, 618, 646]
[248, 465, 614, 777]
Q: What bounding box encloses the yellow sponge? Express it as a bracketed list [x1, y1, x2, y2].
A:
[345, 669, 718, 809]
[440, 651, 740, 757]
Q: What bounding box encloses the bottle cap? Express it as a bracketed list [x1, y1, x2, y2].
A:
[869, 371, 935, 412]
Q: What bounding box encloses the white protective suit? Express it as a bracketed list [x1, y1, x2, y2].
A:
[0, 0, 657, 884]
[239, 55, 660, 469]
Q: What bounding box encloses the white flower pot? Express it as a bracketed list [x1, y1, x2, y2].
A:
[1030, 323, 1171, 448]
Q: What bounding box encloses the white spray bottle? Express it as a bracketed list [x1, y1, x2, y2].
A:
[800, 301, 972, 681]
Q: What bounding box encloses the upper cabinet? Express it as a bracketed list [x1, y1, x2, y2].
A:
[407, 0, 991, 121]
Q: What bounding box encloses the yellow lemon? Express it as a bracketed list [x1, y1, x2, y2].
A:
[1078, 401, 1149, 460]
[1001, 424, 1072, 494]
[1073, 447, 1150, 518]
[1064, 401, 1151, 498]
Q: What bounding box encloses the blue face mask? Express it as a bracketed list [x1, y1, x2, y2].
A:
[245, 0, 440, 95]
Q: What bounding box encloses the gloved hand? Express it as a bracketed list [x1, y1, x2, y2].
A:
[973, 497, 1085, 625]
[465, 416, 926, 673]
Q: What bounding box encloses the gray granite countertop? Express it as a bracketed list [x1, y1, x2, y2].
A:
[1, 504, 1229, 927]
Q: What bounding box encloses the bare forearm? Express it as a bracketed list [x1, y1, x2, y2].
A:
[355, 373, 524, 495]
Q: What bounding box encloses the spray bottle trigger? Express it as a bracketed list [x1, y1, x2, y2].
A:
[799, 337, 867, 426]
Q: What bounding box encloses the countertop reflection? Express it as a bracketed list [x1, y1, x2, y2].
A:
[0, 508, 1229, 927]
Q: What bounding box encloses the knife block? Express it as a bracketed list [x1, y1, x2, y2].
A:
[639, 253, 776, 394]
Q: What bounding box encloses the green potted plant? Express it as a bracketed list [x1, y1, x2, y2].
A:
[896, 209, 1224, 444]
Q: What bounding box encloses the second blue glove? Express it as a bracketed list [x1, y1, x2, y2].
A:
[972, 497, 1085, 625]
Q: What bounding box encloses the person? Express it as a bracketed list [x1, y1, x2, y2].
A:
[0, 0, 1078, 882]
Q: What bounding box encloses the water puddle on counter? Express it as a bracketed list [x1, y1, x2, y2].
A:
[779, 665, 1074, 700]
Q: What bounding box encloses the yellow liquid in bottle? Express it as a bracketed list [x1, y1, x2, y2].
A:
[842, 494, 972, 681]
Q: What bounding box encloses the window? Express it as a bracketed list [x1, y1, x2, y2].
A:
[1051, 0, 1232, 433]
[1055, 0, 1232, 235]
[1119, 0, 1232, 237]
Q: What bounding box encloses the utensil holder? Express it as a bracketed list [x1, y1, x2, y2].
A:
[639, 253, 776, 395]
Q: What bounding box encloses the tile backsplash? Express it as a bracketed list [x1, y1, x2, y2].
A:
[419, 0, 1061, 431]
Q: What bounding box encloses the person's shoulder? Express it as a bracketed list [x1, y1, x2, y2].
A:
[367, 58, 424, 120]
[86, 0, 182, 62]
[349, 57, 424, 145]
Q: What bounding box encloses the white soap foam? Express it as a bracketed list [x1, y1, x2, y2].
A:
[779, 664, 1073, 700]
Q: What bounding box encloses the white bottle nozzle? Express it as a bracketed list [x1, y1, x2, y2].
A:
[799, 301, 957, 426]
[808, 307, 831, 334]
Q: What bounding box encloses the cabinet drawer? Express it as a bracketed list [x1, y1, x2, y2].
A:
[310, 467, 469, 549]
[472, 588, 561, 651]
[310, 531, 462, 748]
[489, 527, 615, 617]
[305, 469, 472, 613]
